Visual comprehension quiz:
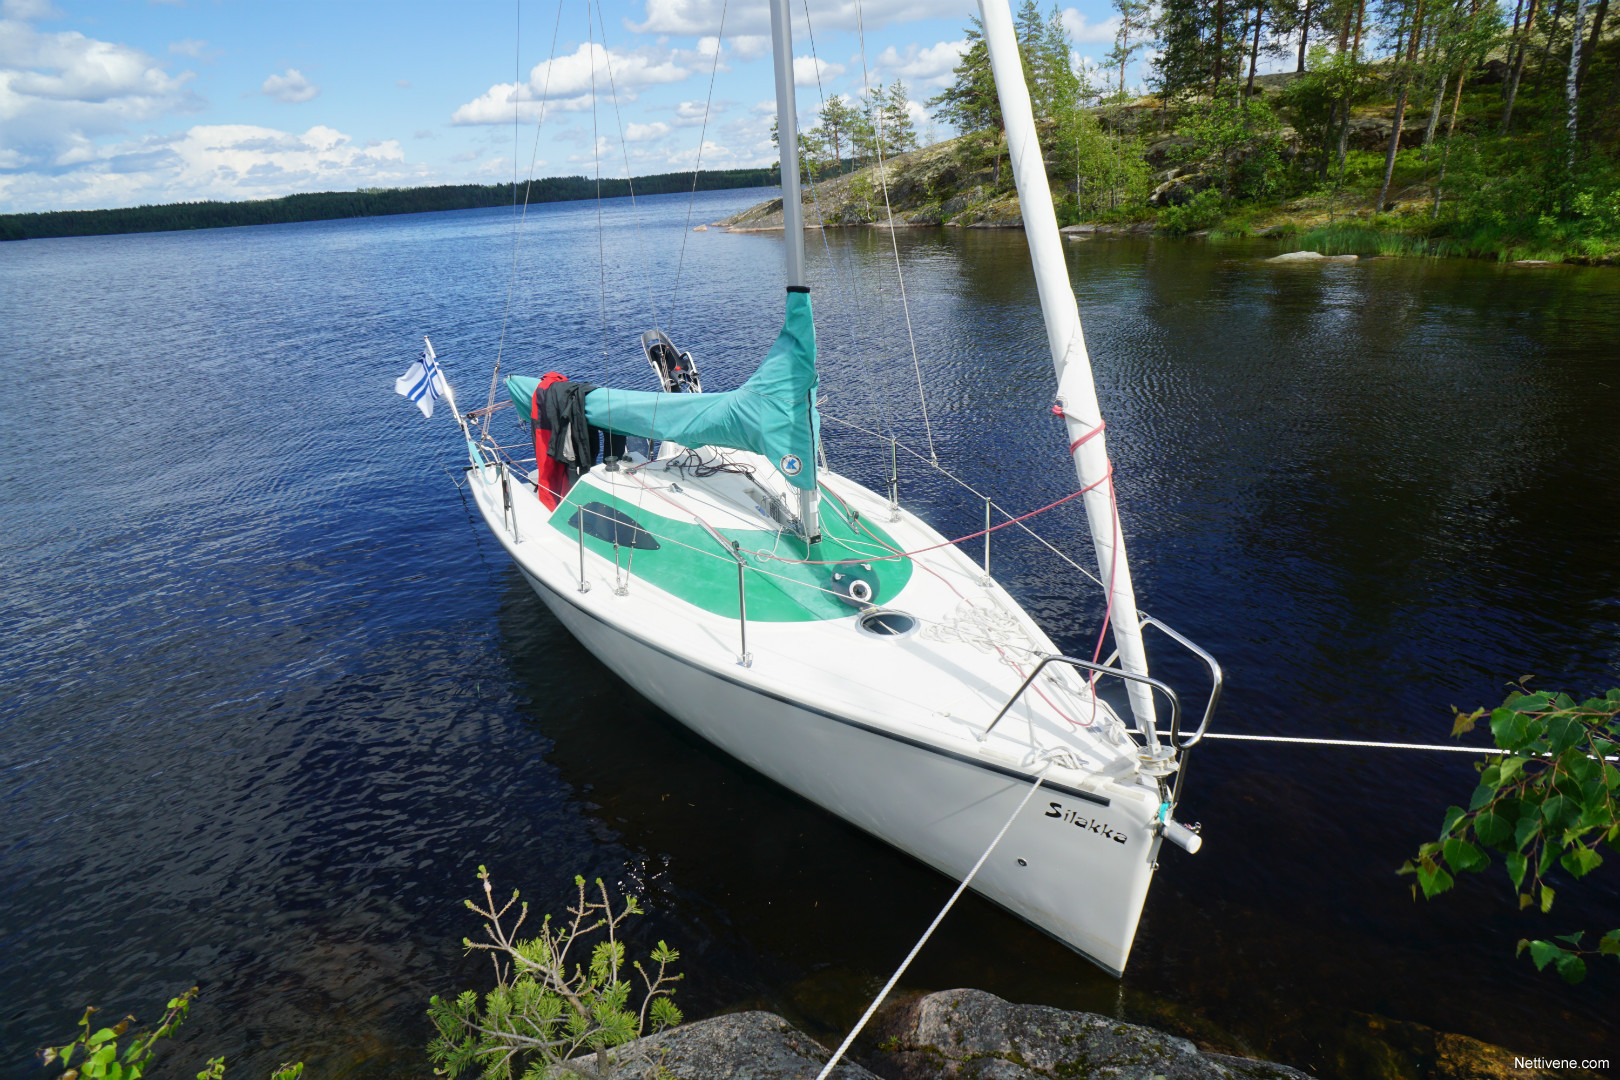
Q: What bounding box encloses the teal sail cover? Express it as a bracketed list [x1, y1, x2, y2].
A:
[507, 288, 820, 491]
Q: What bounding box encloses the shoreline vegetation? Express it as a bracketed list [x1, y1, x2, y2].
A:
[0, 168, 776, 243]
[733, 0, 1618, 266]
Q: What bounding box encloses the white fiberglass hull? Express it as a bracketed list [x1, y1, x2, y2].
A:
[483, 494, 1163, 975]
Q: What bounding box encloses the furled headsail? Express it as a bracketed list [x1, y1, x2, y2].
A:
[506, 287, 819, 490]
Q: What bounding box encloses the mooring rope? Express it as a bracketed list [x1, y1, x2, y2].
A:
[813, 772, 1048, 1080]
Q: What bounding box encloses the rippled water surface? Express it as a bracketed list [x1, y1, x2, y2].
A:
[3, 190, 1618, 1078]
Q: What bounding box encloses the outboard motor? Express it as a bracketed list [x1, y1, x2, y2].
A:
[642, 329, 702, 394]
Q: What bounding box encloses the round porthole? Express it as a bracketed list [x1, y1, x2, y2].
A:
[858, 609, 917, 637]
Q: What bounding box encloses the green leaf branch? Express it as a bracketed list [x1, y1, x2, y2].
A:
[1400, 683, 1620, 983]
[38, 987, 302, 1080]
[427, 867, 682, 1080]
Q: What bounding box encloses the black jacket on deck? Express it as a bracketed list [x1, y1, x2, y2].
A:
[541, 379, 626, 479]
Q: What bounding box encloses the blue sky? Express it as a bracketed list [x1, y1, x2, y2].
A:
[0, 0, 1134, 213]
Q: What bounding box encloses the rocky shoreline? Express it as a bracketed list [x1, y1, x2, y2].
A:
[710, 117, 1615, 267]
[567, 988, 1567, 1080]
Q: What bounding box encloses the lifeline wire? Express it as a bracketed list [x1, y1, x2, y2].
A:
[1193, 732, 1619, 756]
[813, 774, 1047, 1080]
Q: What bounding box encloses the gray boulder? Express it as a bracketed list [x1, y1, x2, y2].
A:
[1150, 171, 1213, 207]
[1268, 250, 1358, 262]
[868, 989, 1315, 1080]
[570, 1010, 880, 1079]
[1143, 136, 1197, 168]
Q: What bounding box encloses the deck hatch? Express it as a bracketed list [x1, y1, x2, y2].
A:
[566, 502, 660, 550]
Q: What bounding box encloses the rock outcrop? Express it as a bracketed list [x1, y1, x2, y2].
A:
[568, 1010, 880, 1079]
[715, 137, 1027, 231]
[868, 989, 1315, 1080]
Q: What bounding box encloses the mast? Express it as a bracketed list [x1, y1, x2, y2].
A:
[975, 0, 1160, 741]
[768, 0, 820, 541]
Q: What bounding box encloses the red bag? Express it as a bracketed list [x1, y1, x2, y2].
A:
[531, 371, 571, 509]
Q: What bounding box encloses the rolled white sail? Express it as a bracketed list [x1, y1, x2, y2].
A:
[975, 0, 1159, 738]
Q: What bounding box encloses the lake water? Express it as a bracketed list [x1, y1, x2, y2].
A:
[2, 188, 1617, 1079]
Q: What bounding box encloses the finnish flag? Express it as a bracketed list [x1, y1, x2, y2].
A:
[395, 337, 448, 418]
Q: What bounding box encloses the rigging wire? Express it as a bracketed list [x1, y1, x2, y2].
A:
[668, 0, 729, 334]
[584, 0, 627, 591]
[852, 0, 938, 463]
[795, 0, 895, 444]
[591, 0, 662, 334]
[513, 0, 520, 219]
[589, 0, 706, 583]
[481, 0, 567, 436]
[820, 409, 1108, 593]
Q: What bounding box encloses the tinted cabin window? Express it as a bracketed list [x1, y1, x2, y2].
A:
[566, 502, 660, 550]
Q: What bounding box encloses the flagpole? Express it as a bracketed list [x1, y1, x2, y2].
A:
[426, 336, 470, 439]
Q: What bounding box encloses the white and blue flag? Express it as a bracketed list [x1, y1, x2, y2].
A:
[395, 337, 449, 418]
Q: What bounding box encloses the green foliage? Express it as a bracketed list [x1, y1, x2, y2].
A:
[1400, 682, 1620, 984]
[848, 80, 918, 166]
[1278, 44, 1378, 173]
[427, 867, 682, 1080]
[1157, 188, 1226, 233]
[37, 988, 302, 1080]
[1173, 97, 1290, 200]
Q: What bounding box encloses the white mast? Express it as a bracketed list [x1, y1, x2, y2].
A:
[975, 0, 1159, 740]
[769, 0, 820, 542]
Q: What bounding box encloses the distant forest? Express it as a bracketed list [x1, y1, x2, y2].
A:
[0, 168, 779, 242]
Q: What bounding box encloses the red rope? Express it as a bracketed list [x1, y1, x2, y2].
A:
[1068, 418, 1105, 455]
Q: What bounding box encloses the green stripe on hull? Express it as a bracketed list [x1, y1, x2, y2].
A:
[548, 482, 913, 622]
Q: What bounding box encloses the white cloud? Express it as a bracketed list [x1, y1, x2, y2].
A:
[625, 120, 670, 141]
[0, 19, 201, 171]
[793, 55, 842, 87]
[566, 135, 614, 165]
[2, 0, 61, 18]
[261, 67, 319, 103]
[874, 39, 968, 87]
[396, 78, 411, 88]
[168, 38, 207, 57]
[451, 42, 691, 124]
[669, 98, 724, 125]
[450, 148, 479, 162]
[0, 123, 422, 211]
[631, 0, 973, 36]
[1058, 9, 1122, 44]
[729, 34, 770, 61]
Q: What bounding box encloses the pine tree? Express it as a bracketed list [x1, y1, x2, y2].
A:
[1152, 0, 1213, 104]
[883, 81, 920, 154]
[1106, 0, 1152, 96]
[926, 18, 1003, 135]
[817, 95, 862, 173]
[1015, 0, 1049, 112]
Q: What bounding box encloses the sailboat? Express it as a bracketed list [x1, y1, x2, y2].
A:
[428, 0, 1221, 976]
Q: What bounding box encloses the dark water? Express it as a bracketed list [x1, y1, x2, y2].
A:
[3, 189, 1617, 1079]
